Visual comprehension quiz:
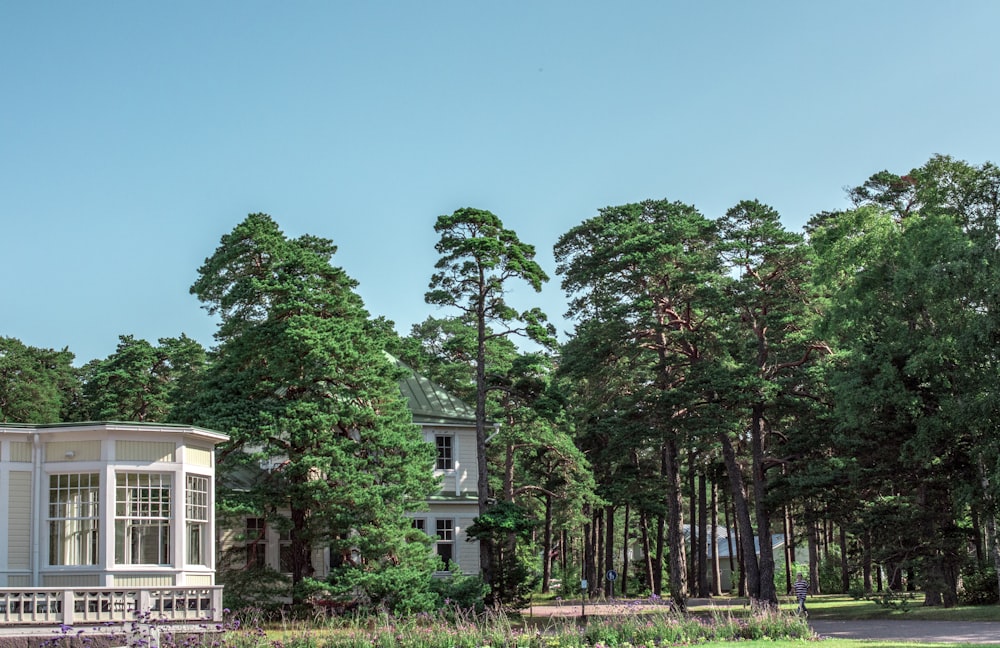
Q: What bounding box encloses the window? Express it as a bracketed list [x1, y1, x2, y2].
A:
[245, 517, 267, 569]
[278, 528, 293, 574]
[115, 473, 172, 565]
[186, 475, 209, 565]
[412, 518, 426, 533]
[48, 473, 100, 565]
[435, 435, 453, 470]
[435, 519, 454, 567]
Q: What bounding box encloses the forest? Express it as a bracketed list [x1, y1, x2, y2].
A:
[2, 154, 999, 613]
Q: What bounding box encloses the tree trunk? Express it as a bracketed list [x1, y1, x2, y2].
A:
[840, 525, 850, 593]
[783, 503, 793, 595]
[724, 491, 736, 592]
[863, 530, 873, 593]
[807, 515, 820, 594]
[698, 472, 710, 597]
[663, 439, 689, 610]
[711, 479, 722, 596]
[595, 509, 605, 597]
[719, 430, 759, 600]
[290, 505, 314, 604]
[654, 511, 665, 595]
[621, 504, 630, 597]
[584, 508, 596, 598]
[640, 510, 655, 594]
[605, 505, 615, 598]
[749, 403, 777, 605]
[688, 451, 697, 591]
[542, 494, 553, 593]
[474, 324, 495, 597]
[978, 454, 1000, 601]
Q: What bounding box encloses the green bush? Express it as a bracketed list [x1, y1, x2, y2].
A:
[218, 565, 291, 617]
[429, 567, 489, 612]
[960, 566, 999, 605]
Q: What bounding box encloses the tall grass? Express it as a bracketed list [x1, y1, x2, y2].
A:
[41, 601, 813, 648]
[249, 604, 812, 648]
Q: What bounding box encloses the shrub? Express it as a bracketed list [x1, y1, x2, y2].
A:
[219, 565, 291, 617]
[960, 566, 999, 605]
[429, 567, 489, 612]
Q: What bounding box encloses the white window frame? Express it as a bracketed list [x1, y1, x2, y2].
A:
[185, 474, 209, 566]
[435, 518, 455, 569]
[47, 473, 100, 566]
[435, 435, 454, 471]
[245, 517, 267, 569]
[115, 472, 173, 566]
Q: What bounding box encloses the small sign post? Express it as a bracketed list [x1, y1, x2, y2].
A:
[581, 579, 588, 620]
[606, 569, 618, 599]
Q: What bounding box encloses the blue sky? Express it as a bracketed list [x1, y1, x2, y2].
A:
[4, 2, 1000, 365]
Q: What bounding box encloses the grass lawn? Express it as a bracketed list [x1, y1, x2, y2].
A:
[785, 594, 1000, 622]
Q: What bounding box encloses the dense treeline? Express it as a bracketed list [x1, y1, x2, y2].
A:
[2, 154, 998, 611]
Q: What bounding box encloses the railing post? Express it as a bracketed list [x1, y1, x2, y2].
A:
[213, 587, 224, 621]
[62, 590, 75, 625]
[139, 590, 152, 617]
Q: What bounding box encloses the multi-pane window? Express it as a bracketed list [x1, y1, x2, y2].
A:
[278, 528, 293, 574]
[412, 518, 426, 533]
[48, 474, 100, 565]
[435, 519, 455, 567]
[245, 517, 267, 569]
[115, 473, 172, 565]
[435, 435, 453, 470]
[186, 475, 209, 566]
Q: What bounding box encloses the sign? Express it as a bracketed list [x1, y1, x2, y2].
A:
[606, 569, 618, 582]
[580, 579, 588, 590]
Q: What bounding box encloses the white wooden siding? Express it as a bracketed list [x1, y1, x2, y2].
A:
[186, 446, 213, 466]
[113, 575, 174, 586]
[7, 471, 31, 569]
[45, 440, 101, 462]
[116, 440, 176, 462]
[9, 442, 31, 462]
[43, 574, 102, 586]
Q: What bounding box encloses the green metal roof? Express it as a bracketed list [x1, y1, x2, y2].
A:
[387, 353, 478, 426]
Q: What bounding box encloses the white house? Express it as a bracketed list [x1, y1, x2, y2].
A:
[393, 355, 481, 575]
[0, 422, 228, 624]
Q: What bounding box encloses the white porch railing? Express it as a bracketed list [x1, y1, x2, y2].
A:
[0, 587, 224, 625]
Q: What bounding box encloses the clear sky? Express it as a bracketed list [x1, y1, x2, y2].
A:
[4, 2, 1000, 365]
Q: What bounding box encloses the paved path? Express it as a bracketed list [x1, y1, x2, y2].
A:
[810, 619, 1000, 644]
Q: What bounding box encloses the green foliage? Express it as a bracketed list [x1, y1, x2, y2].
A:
[466, 501, 539, 608]
[185, 213, 438, 605]
[81, 333, 206, 422]
[426, 207, 554, 349]
[0, 336, 78, 423]
[429, 568, 490, 612]
[218, 565, 291, 617]
[863, 589, 915, 612]
[960, 566, 999, 605]
[321, 535, 442, 615]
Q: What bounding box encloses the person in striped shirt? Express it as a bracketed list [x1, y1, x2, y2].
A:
[793, 573, 810, 614]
